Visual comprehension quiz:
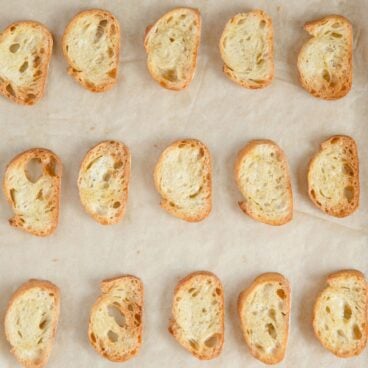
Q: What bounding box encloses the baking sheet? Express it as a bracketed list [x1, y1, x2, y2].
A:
[0, 0, 367, 367]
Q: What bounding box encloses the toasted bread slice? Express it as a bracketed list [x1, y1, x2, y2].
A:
[0, 21, 53, 105]
[3, 148, 62, 236]
[78, 141, 131, 225]
[297, 15, 352, 100]
[169, 271, 224, 360]
[308, 135, 359, 217]
[219, 10, 274, 89]
[88, 276, 143, 362]
[4, 279, 60, 368]
[144, 8, 201, 90]
[238, 273, 290, 364]
[313, 270, 368, 357]
[62, 9, 120, 92]
[234, 140, 293, 225]
[154, 139, 211, 222]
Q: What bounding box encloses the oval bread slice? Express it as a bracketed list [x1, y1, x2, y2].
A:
[153, 139, 211, 222]
[78, 140, 131, 225]
[0, 21, 53, 105]
[308, 135, 359, 217]
[144, 8, 201, 90]
[297, 15, 352, 100]
[234, 140, 293, 225]
[4, 279, 60, 368]
[219, 10, 274, 89]
[169, 271, 224, 360]
[3, 148, 62, 236]
[88, 276, 144, 362]
[313, 270, 368, 357]
[238, 273, 290, 364]
[62, 9, 120, 92]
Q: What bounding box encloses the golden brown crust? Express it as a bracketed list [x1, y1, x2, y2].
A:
[144, 8, 201, 91]
[0, 21, 53, 105]
[154, 139, 212, 222]
[307, 135, 359, 217]
[234, 139, 293, 226]
[62, 9, 120, 92]
[312, 270, 367, 357]
[297, 15, 352, 100]
[88, 275, 143, 362]
[169, 271, 224, 360]
[3, 148, 62, 236]
[4, 279, 60, 368]
[77, 140, 131, 225]
[220, 10, 274, 89]
[238, 273, 290, 364]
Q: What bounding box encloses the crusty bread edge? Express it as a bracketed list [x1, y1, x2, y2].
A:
[297, 15, 353, 100]
[168, 271, 224, 360]
[88, 274, 144, 362]
[234, 139, 293, 225]
[144, 7, 201, 91]
[307, 135, 359, 218]
[312, 269, 367, 357]
[3, 148, 62, 237]
[0, 21, 53, 105]
[77, 140, 131, 225]
[219, 9, 274, 89]
[4, 279, 60, 368]
[238, 272, 291, 364]
[62, 9, 120, 93]
[153, 139, 212, 222]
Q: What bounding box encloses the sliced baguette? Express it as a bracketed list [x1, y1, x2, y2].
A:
[238, 273, 290, 364]
[62, 9, 120, 92]
[234, 140, 293, 225]
[313, 270, 368, 357]
[4, 279, 60, 368]
[297, 15, 352, 100]
[219, 10, 274, 89]
[0, 21, 53, 105]
[78, 141, 131, 225]
[3, 148, 62, 236]
[154, 139, 211, 222]
[144, 8, 201, 90]
[308, 135, 359, 217]
[88, 275, 143, 362]
[169, 271, 224, 360]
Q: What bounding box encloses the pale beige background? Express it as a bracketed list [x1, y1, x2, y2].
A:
[0, 0, 367, 367]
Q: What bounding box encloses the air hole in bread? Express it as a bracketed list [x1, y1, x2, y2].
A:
[6, 83, 15, 96]
[260, 20, 266, 28]
[266, 323, 277, 339]
[9, 188, 16, 204]
[331, 137, 340, 144]
[108, 68, 117, 78]
[39, 319, 48, 330]
[19, 61, 29, 73]
[344, 186, 354, 202]
[113, 201, 121, 208]
[36, 189, 43, 200]
[215, 288, 221, 296]
[322, 70, 330, 83]
[269, 308, 276, 321]
[343, 304, 352, 321]
[162, 69, 177, 82]
[95, 19, 108, 43]
[204, 333, 220, 348]
[25, 158, 43, 183]
[332, 32, 342, 38]
[33, 56, 41, 68]
[255, 343, 264, 351]
[343, 164, 354, 176]
[326, 306, 331, 313]
[276, 288, 286, 299]
[9, 43, 20, 53]
[189, 339, 199, 350]
[114, 160, 123, 169]
[337, 329, 345, 338]
[107, 305, 126, 328]
[353, 324, 362, 340]
[90, 332, 96, 343]
[107, 330, 118, 343]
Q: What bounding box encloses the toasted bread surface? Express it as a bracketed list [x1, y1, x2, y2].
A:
[3, 148, 62, 236]
[4, 279, 60, 368]
[297, 15, 352, 99]
[62, 9, 120, 92]
[308, 135, 359, 217]
[0, 21, 53, 105]
[313, 270, 367, 357]
[219, 10, 274, 89]
[154, 139, 211, 222]
[238, 273, 290, 364]
[169, 271, 224, 360]
[235, 140, 293, 225]
[144, 7, 201, 90]
[88, 275, 143, 362]
[78, 140, 131, 225]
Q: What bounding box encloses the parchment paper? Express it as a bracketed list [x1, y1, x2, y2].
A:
[0, 1, 367, 367]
